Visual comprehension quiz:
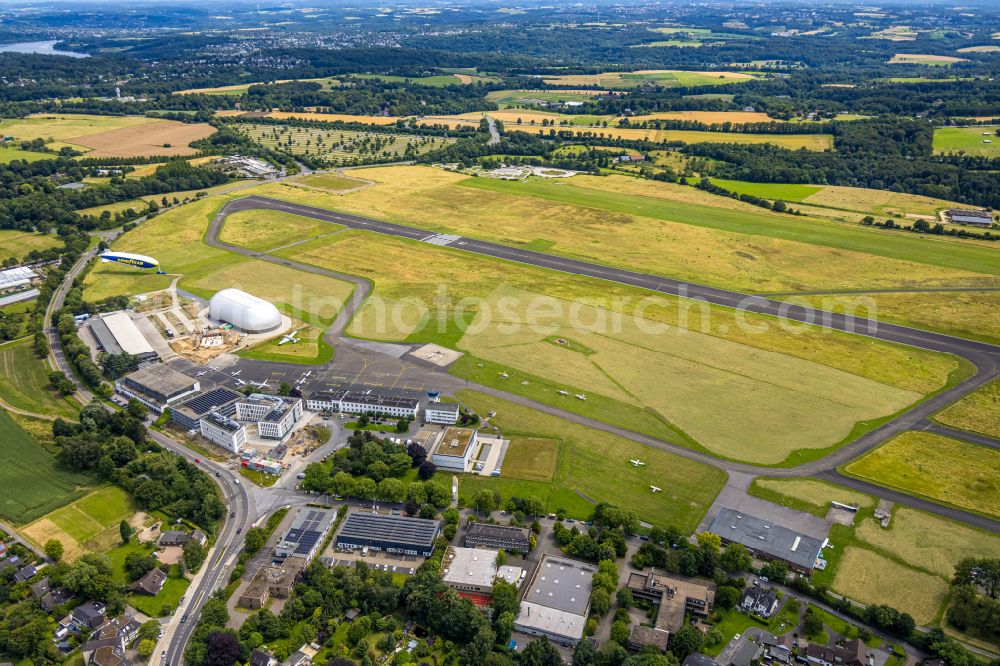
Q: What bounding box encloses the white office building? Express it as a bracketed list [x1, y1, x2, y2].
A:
[430, 427, 478, 472]
[199, 412, 247, 453]
[425, 401, 460, 425]
[235, 394, 303, 440]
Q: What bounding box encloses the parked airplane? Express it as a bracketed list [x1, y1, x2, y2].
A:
[629, 459, 646, 467]
[650, 486, 662, 493]
[499, 371, 509, 379]
[557, 390, 569, 395]
[195, 370, 208, 377]
[575, 394, 587, 401]
[234, 378, 246, 386]
[254, 380, 270, 389]
[230, 369, 242, 377]
[277, 329, 303, 345]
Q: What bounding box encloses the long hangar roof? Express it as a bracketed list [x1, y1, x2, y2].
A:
[337, 511, 440, 549]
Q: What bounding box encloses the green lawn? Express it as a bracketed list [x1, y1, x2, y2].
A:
[456, 390, 725, 531]
[45, 486, 135, 543]
[704, 609, 772, 656]
[0, 229, 62, 260]
[0, 337, 79, 417]
[933, 126, 1000, 156]
[0, 410, 93, 524]
[0, 145, 53, 163]
[299, 173, 368, 191]
[129, 566, 190, 617]
[748, 478, 875, 517]
[460, 177, 1000, 277]
[710, 178, 824, 202]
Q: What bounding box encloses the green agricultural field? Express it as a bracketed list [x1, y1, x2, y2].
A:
[348, 73, 477, 86]
[933, 125, 1000, 156]
[934, 378, 1000, 438]
[0, 409, 93, 524]
[0, 145, 53, 163]
[844, 431, 1000, 519]
[0, 229, 61, 260]
[235, 123, 455, 165]
[748, 478, 875, 517]
[486, 89, 606, 106]
[22, 485, 138, 561]
[219, 209, 344, 251]
[0, 338, 79, 417]
[456, 390, 726, 530]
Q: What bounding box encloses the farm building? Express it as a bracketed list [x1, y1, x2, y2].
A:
[209, 288, 282, 334]
[115, 365, 200, 413]
[275, 508, 337, 562]
[944, 208, 994, 227]
[334, 510, 440, 557]
[89, 311, 158, 362]
[465, 522, 532, 554]
[425, 401, 460, 425]
[430, 427, 478, 471]
[0, 266, 38, 292]
[514, 554, 597, 646]
[708, 507, 826, 574]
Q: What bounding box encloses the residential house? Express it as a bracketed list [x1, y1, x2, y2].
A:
[283, 649, 312, 666]
[740, 586, 779, 618]
[157, 529, 207, 548]
[683, 656, 721, 666]
[89, 645, 127, 666]
[66, 602, 108, 632]
[627, 625, 669, 653]
[806, 639, 867, 666]
[14, 564, 38, 583]
[130, 567, 168, 595]
[30, 577, 71, 612]
[250, 649, 279, 666]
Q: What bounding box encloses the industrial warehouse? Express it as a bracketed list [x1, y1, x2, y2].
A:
[514, 554, 597, 646]
[334, 511, 441, 557]
[709, 507, 828, 574]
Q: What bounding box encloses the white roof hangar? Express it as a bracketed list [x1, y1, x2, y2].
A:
[209, 288, 282, 334]
[514, 554, 597, 645]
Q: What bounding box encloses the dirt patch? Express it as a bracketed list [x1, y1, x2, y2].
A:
[22, 518, 86, 562]
[71, 121, 216, 157]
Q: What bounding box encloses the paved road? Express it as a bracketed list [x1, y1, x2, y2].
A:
[210, 195, 1000, 533]
[485, 116, 501, 145]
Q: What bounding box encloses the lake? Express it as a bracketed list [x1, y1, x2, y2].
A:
[0, 40, 89, 58]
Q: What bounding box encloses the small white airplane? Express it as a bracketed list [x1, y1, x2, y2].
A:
[575, 394, 587, 401]
[230, 369, 242, 377]
[629, 459, 646, 468]
[195, 370, 208, 377]
[650, 486, 662, 493]
[254, 380, 271, 389]
[557, 390, 569, 395]
[234, 378, 246, 386]
[499, 372, 509, 379]
[302, 370, 313, 378]
[277, 329, 303, 346]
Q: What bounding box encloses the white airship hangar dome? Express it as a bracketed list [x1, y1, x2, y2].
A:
[209, 288, 282, 334]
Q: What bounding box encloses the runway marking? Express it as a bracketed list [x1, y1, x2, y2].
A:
[421, 233, 460, 246]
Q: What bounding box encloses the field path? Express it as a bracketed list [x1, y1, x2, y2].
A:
[200, 195, 1000, 533]
[0, 397, 58, 420]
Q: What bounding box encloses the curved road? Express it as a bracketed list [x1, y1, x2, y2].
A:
[209, 196, 1000, 532]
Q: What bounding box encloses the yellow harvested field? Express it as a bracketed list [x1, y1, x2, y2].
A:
[22, 517, 87, 562]
[833, 547, 948, 624]
[855, 507, 1000, 578]
[415, 115, 483, 129]
[503, 123, 833, 149]
[889, 53, 967, 64]
[935, 378, 1000, 438]
[957, 45, 1000, 53]
[800, 185, 964, 217]
[626, 110, 780, 124]
[266, 111, 402, 125]
[3, 113, 161, 144]
[70, 121, 216, 157]
[845, 432, 1000, 519]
